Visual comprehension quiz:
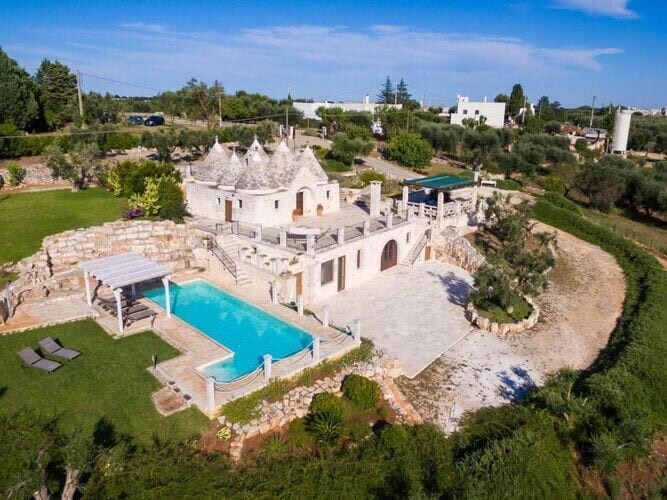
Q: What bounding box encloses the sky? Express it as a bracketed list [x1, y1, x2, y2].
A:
[2, 0, 666, 108]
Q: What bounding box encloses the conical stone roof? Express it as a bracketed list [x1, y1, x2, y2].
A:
[194, 138, 230, 183]
[218, 149, 244, 187]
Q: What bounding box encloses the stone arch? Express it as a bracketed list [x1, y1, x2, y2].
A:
[380, 239, 398, 271]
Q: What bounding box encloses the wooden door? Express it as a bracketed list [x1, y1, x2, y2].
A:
[295, 272, 303, 296]
[425, 245, 431, 261]
[337, 256, 346, 292]
[380, 240, 398, 271]
[224, 199, 233, 222]
[295, 191, 304, 216]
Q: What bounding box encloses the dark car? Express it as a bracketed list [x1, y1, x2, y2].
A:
[144, 115, 165, 126]
[126, 115, 144, 125]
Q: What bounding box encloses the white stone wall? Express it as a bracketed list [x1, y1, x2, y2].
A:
[450, 97, 505, 128]
[184, 176, 340, 227]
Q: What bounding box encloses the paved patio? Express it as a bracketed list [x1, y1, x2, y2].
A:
[313, 260, 475, 378]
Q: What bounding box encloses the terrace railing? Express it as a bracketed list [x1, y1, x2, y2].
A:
[208, 240, 239, 285]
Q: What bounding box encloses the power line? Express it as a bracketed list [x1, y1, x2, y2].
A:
[79, 72, 163, 93]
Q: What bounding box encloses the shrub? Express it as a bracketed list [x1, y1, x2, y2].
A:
[309, 392, 343, 419]
[330, 133, 373, 165]
[6, 161, 26, 186]
[386, 132, 432, 168]
[261, 435, 289, 458]
[342, 375, 381, 410]
[358, 170, 387, 187]
[324, 159, 352, 172]
[538, 176, 566, 194]
[470, 265, 513, 310]
[495, 179, 521, 191]
[306, 412, 343, 446]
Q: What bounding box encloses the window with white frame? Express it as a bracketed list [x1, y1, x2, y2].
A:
[321, 260, 334, 285]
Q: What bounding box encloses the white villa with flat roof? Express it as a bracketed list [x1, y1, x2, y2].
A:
[184, 138, 480, 306]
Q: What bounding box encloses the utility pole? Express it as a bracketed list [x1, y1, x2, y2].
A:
[394, 91, 398, 106]
[589, 95, 596, 128]
[218, 94, 222, 128]
[76, 70, 84, 117]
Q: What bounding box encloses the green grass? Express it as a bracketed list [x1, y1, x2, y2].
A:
[422, 163, 474, 177]
[579, 206, 667, 257]
[0, 320, 208, 444]
[475, 294, 532, 323]
[0, 188, 125, 264]
[495, 179, 521, 191]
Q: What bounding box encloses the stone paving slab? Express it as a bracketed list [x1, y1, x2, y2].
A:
[0, 295, 95, 335]
[313, 260, 475, 378]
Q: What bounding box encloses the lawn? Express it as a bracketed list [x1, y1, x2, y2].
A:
[580, 206, 667, 257]
[0, 188, 125, 264]
[475, 294, 533, 323]
[0, 319, 209, 444]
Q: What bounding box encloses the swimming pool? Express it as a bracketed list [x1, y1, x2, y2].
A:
[144, 280, 313, 382]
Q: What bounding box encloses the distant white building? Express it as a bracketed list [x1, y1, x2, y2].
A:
[293, 95, 402, 120]
[450, 95, 505, 128]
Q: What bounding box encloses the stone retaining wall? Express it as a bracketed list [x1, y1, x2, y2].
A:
[224, 361, 420, 460]
[431, 228, 485, 273]
[0, 163, 68, 190]
[465, 296, 540, 334]
[8, 220, 205, 312]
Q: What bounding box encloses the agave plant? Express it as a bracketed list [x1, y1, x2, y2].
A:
[306, 412, 343, 446]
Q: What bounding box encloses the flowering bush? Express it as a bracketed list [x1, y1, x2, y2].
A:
[216, 426, 231, 441]
[123, 207, 144, 220]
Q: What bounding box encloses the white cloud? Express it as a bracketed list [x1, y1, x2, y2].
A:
[553, 0, 638, 18]
[10, 23, 624, 103]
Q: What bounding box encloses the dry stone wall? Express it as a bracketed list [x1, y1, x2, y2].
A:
[0, 163, 68, 190]
[431, 228, 485, 273]
[9, 220, 205, 311]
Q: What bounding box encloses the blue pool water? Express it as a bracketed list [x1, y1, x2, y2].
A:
[144, 280, 312, 382]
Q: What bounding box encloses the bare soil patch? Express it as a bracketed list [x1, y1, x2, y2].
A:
[398, 222, 625, 432]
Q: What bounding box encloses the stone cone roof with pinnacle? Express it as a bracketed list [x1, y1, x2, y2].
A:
[193, 138, 230, 183]
[217, 148, 244, 187]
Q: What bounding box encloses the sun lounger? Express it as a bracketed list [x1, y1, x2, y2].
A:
[125, 308, 157, 325]
[38, 337, 81, 361]
[17, 347, 61, 373]
[108, 303, 147, 317]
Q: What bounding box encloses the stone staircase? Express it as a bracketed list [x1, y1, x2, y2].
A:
[400, 231, 429, 267]
[211, 235, 253, 287]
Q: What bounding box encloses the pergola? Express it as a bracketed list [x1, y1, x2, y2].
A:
[80, 253, 171, 333]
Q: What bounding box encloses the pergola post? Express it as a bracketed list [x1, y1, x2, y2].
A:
[162, 276, 171, 318]
[83, 269, 92, 306]
[113, 288, 124, 334]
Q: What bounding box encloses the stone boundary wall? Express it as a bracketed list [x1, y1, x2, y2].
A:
[431, 228, 485, 274]
[0, 163, 68, 190]
[465, 296, 540, 334]
[224, 361, 421, 460]
[8, 220, 206, 312]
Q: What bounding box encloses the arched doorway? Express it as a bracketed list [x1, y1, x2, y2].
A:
[380, 240, 398, 271]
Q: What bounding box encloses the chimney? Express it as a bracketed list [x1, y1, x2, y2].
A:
[364, 94, 370, 105]
[369, 181, 382, 217]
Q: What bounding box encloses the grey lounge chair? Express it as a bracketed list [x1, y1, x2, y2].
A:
[18, 347, 61, 373]
[38, 337, 81, 361]
[126, 308, 157, 325]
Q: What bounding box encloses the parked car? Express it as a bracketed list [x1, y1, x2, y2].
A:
[126, 115, 144, 125]
[144, 115, 165, 126]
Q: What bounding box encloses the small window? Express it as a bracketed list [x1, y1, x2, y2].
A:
[321, 260, 334, 285]
[216, 197, 221, 205]
[356, 249, 362, 269]
[238, 199, 243, 209]
[406, 232, 411, 244]
[463, 109, 468, 115]
[326, 190, 330, 199]
[274, 200, 280, 209]
[474, 109, 480, 115]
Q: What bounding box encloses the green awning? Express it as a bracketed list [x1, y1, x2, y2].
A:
[405, 174, 474, 190]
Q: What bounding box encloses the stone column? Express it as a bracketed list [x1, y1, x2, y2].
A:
[363, 220, 370, 236]
[114, 288, 124, 334]
[255, 225, 262, 242]
[418, 203, 425, 218]
[206, 376, 216, 413]
[306, 234, 316, 257]
[353, 319, 362, 344]
[162, 276, 171, 318]
[402, 185, 409, 211]
[337, 227, 345, 244]
[271, 282, 279, 305]
[322, 306, 329, 328]
[386, 212, 393, 228]
[312, 336, 321, 362]
[83, 269, 92, 306]
[263, 354, 272, 381]
[369, 181, 382, 217]
[436, 191, 444, 220]
[279, 231, 287, 248]
[296, 294, 304, 316]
